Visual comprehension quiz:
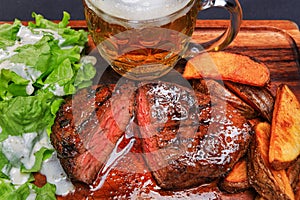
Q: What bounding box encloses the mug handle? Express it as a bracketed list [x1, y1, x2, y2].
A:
[185, 0, 242, 57]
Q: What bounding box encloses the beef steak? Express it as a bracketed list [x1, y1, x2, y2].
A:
[51, 81, 136, 184]
[136, 82, 253, 189]
[51, 80, 253, 190]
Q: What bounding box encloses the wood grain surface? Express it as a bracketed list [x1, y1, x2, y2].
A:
[1, 19, 300, 199]
[192, 20, 300, 99]
[67, 19, 300, 98]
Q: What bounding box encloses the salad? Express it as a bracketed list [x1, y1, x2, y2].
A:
[0, 12, 96, 199]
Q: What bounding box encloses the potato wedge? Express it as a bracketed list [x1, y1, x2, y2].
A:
[205, 80, 258, 119]
[269, 84, 300, 170]
[286, 157, 300, 192]
[255, 196, 268, 200]
[248, 122, 295, 200]
[183, 52, 270, 86]
[225, 81, 274, 122]
[219, 158, 250, 193]
[295, 179, 300, 200]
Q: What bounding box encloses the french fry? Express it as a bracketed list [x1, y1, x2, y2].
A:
[219, 158, 250, 193]
[225, 81, 274, 122]
[269, 84, 300, 170]
[248, 122, 295, 200]
[295, 179, 300, 200]
[183, 51, 270, 86]
[286, 157, 300, 192]
[205, 80, 258, 119]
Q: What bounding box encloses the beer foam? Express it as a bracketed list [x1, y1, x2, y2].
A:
[88, 0, 191, 20]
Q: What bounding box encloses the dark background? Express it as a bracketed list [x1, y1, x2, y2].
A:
[0, 0, 300, 27]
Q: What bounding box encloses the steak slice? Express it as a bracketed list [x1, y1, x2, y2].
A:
[52, 79, 253, 191]
[136, 81, 253, 190]
[51, 81, 136, 184]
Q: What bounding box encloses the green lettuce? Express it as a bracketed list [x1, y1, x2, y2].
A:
[0, 12, 96, 199]
[0, 151, 9, 179]
[0, 179, 56, 200]
[28, 12, 88, 47]
[0, 180, 30, 200]
[0, 93, 55, 141]
[0, 19, 21, 49]
[21, 147, 54, 173]
[0, 69, 30, 101]
[32, 183, 56, 200]
[0, 11, 93, 101]
[8, 35, 52, 67]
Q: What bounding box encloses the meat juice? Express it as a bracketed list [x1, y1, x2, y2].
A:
[83, 0, 200, 79]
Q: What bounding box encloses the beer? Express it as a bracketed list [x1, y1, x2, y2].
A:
[83, 0, 200, 80]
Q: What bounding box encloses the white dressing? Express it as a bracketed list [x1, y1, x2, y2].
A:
[1, 165, 30, 186]
[0, 24, 67, 83]
[0, 61, 42, 81]
[1, 131, 52, 170]
[16, 26, 66, 48]
[26, 192, 37, 200]
[0, 130, 75, 196]
[80, 55, 97, 66]
[49, 83, 65, 96]
[0, 26, 66, 61]
[36, 28, 66, 46]
[0, 61, 42, 95]
[0, 26, 41, 61]
[42, 83, 66, 96]
[9, 167, 30, 186]
[41, 152, 75, 196]
[17, 26, 45, 46]
[26, 84, 35, 95]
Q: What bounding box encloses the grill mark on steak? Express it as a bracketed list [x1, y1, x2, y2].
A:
[136, 81, 253, 190]
[51, 80, 253, 191]
[51, 81, 136, 184]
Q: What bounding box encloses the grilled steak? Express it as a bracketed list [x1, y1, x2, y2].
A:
[51, 81, 136, 184]
[136, 82, 253, 189]
[51, 80, 253, 191]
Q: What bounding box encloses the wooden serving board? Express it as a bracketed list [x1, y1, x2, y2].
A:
[191, 20, 300, 99]
[68, 19, 300, 98]
[1, 19, 300, 199]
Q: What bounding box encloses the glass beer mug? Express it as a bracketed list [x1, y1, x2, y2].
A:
[83, 0, 242, 80]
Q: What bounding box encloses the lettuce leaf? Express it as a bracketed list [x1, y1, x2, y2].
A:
[0, 11, 95, 198]
[29, 11, 88, 47]
[0, 179, 56, 200]
[0, 179, 30, 200]
[0, 93, 55, 141]
[0, 69, 30, 101]
[9, 36, 52, 67]
[32, 183, 56, 200]
[21, 147, 54, 173]
[0, 11, 91, 100]
[75, 62, 96, 89]
[0, 20, 21, 49]
[0, 151, 9, 179]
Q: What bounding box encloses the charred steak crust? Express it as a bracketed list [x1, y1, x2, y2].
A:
[51, 82, 136, 184]
[51, 80, 253, 190]
[136, 82, 253, 190]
